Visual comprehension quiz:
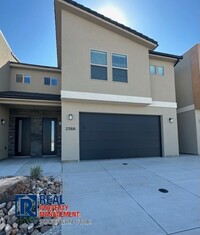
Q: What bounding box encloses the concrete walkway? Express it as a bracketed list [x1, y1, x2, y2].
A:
[0, 155, 200, 235]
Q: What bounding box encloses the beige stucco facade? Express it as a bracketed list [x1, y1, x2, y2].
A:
[0, 0, 182, 161]
[175, 44, 200, 155]
[9, 64, 61, 94]
[56, 0, 180, 161]
[61, 101, 179, 161]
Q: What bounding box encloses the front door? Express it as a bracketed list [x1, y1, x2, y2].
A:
[15, 118, 31, 156]
[42, 118, 57, 155]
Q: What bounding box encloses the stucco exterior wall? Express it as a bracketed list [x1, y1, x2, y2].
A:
[177, 110, 198, 154]
[9, 67, 61, 94]
[0, 104, 9, 159]
[61, 10, 152, 99]
[195, 110, 200, 155]
[175, 50, 194, 108]
[61, 101, 179, 161]
[0, 31, 17, 92]
[150, 58, 176, 102]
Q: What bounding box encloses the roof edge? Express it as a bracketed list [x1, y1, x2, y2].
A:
[10, 61, 61, 71]
[58, 0, 158, 47]
[149, 50, 183, 60]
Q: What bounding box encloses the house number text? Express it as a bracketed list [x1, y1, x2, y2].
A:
[66, 127, 76, 131]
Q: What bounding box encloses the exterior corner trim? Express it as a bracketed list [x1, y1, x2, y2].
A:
[177, 104, 195, 114]
[149, 101, 177, 108]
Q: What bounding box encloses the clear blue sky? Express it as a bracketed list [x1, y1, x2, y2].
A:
[0, 0, 199, 67]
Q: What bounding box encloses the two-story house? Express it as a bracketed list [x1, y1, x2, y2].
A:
[175, 44, 200, 155]
[0, 31, 61, 160]
[0, 0, 182, 161]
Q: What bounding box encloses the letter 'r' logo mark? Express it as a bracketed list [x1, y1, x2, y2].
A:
[15, 194, 37, 217]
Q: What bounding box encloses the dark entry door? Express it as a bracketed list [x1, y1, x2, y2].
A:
[80, 113, 162, 160]
[15, 118, 31, 156]
[42, 118, 57, 155]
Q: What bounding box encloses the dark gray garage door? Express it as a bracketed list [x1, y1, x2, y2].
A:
[80, 113, 162, 160]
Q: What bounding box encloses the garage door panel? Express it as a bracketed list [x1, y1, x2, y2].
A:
[80, 113, 162, 160]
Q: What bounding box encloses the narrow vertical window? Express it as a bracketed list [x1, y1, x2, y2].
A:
[157, 66, 164, 76]
[112, 53, 128, 82]
[51, 120, 55, 152]
[91, 50, 107, 80]
[150, 65, 156, 75]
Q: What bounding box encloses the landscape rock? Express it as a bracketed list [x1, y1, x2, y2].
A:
[12, 223, 18, 229]
[0, 231, 6, 235]
[0, 203, 6, 209]
[11, 228, 19, 235]
[5, 224, 12, 235]
[7, 215, 17, 225]
[8, 205, 15, 216]
[0, 177, 30, 203]
[6, 201, 13, 211]
[19, 223, 28, 230]
[0, 209, 4, 217]
[0, 223, 5, 232]
[40, 225, 52, 233]
[27, 223, 34, 234]
[30, 229, 39, 235]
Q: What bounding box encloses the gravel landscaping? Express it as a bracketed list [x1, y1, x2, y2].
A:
[0, 175, 62, 235]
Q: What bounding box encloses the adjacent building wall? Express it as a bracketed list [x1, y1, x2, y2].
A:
[0, 31, 17, 92]
[0, 104, 9, 159]
[177, 110, 198, 154]
[195, 110, 200, 155]
[175, 44, 200, 155]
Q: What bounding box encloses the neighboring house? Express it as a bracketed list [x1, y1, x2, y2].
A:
[0, 0, 182, 161]
[175, 44, 200, 155]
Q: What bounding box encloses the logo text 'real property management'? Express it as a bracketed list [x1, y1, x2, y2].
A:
[15, 194, 80, 218]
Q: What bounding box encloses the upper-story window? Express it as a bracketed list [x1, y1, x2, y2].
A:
[150, 65, 164, 76]
[16, 74, 31, 84]
[112, 53, 128, 83]
[91, 50, 107, 80]
[157, 66, 164, 76]
[44, 77, 58, 86]
[150, 65, 156, 75]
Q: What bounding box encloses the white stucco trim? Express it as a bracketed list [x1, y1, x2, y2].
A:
[177, 104, 195, 114]
[61, 91, 177, 108]
[61, 90, 152, 105]
[149, 101, 177, 108]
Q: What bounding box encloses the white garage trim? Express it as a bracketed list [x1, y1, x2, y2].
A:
[149, 101, 177, 108]
[61, 90, 152, 105]
[61, 90, 177, 108]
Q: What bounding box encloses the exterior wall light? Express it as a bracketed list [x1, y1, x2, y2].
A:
[68, 114, 73, 121]
[169, 118, 174, 123]
[1, 119, 6, 125]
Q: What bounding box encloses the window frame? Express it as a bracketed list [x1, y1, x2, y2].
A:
[24, 75, 31, 84]
[16, 74, 31, 84]
[157, 66, 164, 76]
[112, 53, 128, 83]
[90, 50, 108, 81]
[150, 65, 156, 75]
[44, 77, 58, 86]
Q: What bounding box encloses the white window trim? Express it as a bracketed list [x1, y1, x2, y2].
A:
[16, 74, 31, 84]
[90, 49, 108, 80]
[112, 53, 128, 82]
[44, 77, 58, 86]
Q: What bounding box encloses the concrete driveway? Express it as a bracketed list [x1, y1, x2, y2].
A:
[62, 155, 200, 235]
[0, 155, 200, 235]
